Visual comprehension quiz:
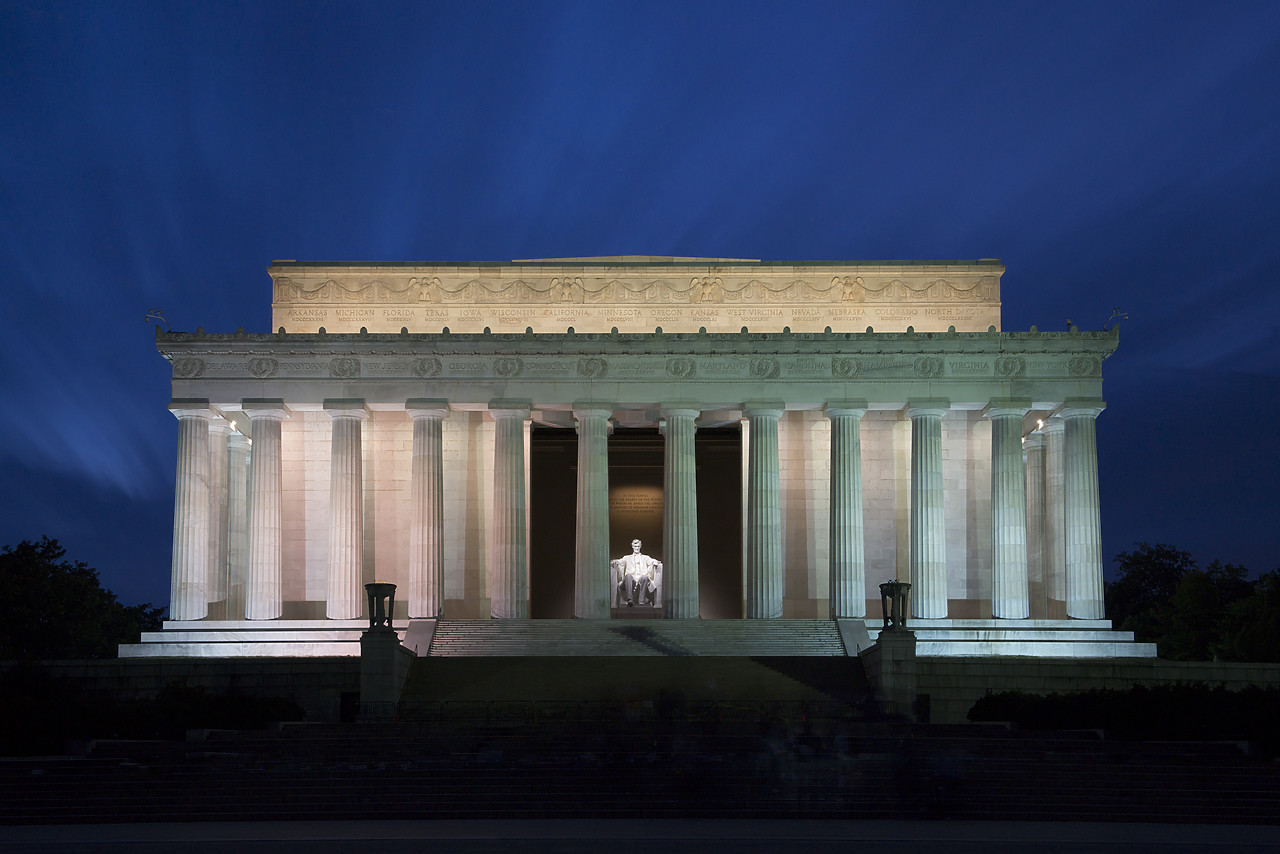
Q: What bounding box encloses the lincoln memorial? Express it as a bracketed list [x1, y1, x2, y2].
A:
[122, 257, 1152, 658]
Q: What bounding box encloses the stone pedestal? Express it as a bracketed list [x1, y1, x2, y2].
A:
[326, 400, 368, 620]
[745, 405, 784, 619]
[987, 400, 1030, 619]
[359, 582, 411, 721]
[860, 629, 918, 718]
[907, 400, 949, 618]
[826, 402, 867, 618]
[359, 630, 412, 721]
[573, 405, 613, 618]
[490, 403, 530, 619]
[407, 400, 448, 619]
[662, 407, 700, 619]
[169, 401, 213, 621]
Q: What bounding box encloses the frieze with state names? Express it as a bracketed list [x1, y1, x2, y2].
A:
[171, 349, 1111, 384]
[165, 326, 1117, 399]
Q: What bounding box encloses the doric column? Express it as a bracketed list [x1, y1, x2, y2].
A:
[1043, 416, 1067, 610]
[325, 400, 367, 620]
[169, 400, 212, 621]
[1063, 400, 1106, 619]
[744, 404, 784, 618]
[407, 400, 449, 619]
[573, 404, 613, 618]
[207, 418, 231, 609]
[226, 428, 250, 620]
[243, 399, 288, 620]
[826, 401, 867, 618]
[1024, 429, 1047, 618]
[907, 400, 949, 619]
[662, 406, 700, 619]
[490, 402, 530, 619]
[986, 400, 1031, 619]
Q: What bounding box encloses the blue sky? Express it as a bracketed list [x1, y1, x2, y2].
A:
[2, 1, 1277, 606]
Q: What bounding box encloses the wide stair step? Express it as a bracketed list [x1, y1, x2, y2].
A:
[424, 619, 847, 657]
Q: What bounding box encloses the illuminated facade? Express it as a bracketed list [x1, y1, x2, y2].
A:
[123, 257, 1153, 658]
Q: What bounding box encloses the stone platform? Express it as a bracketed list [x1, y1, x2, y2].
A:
[120, 617, 1154, 659]
[867, 619, 1157, 658]
[118, 620, 408, 658]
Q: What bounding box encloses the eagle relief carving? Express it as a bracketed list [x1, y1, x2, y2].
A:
[409, 276, 440, 302]
[691, 277, 722, 303]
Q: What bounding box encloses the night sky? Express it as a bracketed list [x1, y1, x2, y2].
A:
[2, 1, 1277, 609]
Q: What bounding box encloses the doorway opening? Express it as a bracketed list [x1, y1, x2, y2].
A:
[529, 425, 742, 618]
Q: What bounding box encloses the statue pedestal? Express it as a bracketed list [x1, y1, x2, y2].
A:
[359, 627, 413, 721]
[860, 629, 919, 719]
[609, 604, 663, 620]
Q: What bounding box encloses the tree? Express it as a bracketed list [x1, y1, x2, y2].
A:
[0, 537, 164, 659]
[1219, 570, 1280, 662]
[1105, 542, 1197, 633]
[1158, 561, 1254, 660]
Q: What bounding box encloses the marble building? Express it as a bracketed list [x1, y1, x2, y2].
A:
[121, 257, 1152, 658]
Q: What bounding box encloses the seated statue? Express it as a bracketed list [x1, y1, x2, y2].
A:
[614, 538, 662, 607]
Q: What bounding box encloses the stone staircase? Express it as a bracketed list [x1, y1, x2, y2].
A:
[423, 619, 848, 657]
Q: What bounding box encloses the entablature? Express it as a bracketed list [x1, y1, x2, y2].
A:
[159, 328, 1116, 412]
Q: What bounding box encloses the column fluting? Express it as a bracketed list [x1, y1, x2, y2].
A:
[407, 401, 448, 619]
[826, 402, 867, 618]
[1024, 429, 1047, 618]
[986, 401, 1031, 619]
[907, 400, 949, 619]
[169, 402, 212, 621]
[573, 406, 613, 619]
[244, 400, 288, 620]
[1063, 401, 1106, 619]
[745, 405, 784, 619]
[325, 400, 367, 620]
[207, 418, 231, 609]
[490, 404, 530, 619]
[662, 407, 700, 619]
[1043, 416, 1067, 610]
[226, 428, 250, 620]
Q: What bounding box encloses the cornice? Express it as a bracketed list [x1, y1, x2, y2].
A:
[158, 327, 1117, 354]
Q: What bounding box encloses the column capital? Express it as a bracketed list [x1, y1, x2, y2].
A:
[1041, 415, 1066, 435]
[905, 399, 949, 419]
[1059, 398, 1106, 419]
[406, 398, 450, 420]
[227, 429, 251, 451]
[825, 400, 868, 419]
[489, 399, 531, 420]
[983, 399, 1031, 420]
[324, 398, 369, 420]
[659, 404, 701, 420]
[241, 398, 290, 421]
[743, 401, 785, 418]
[571, 402, 615, 420]
[169, 399, 213, 420]
[208, 417, 233, 436]
[1023, 430, 1047, 451]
